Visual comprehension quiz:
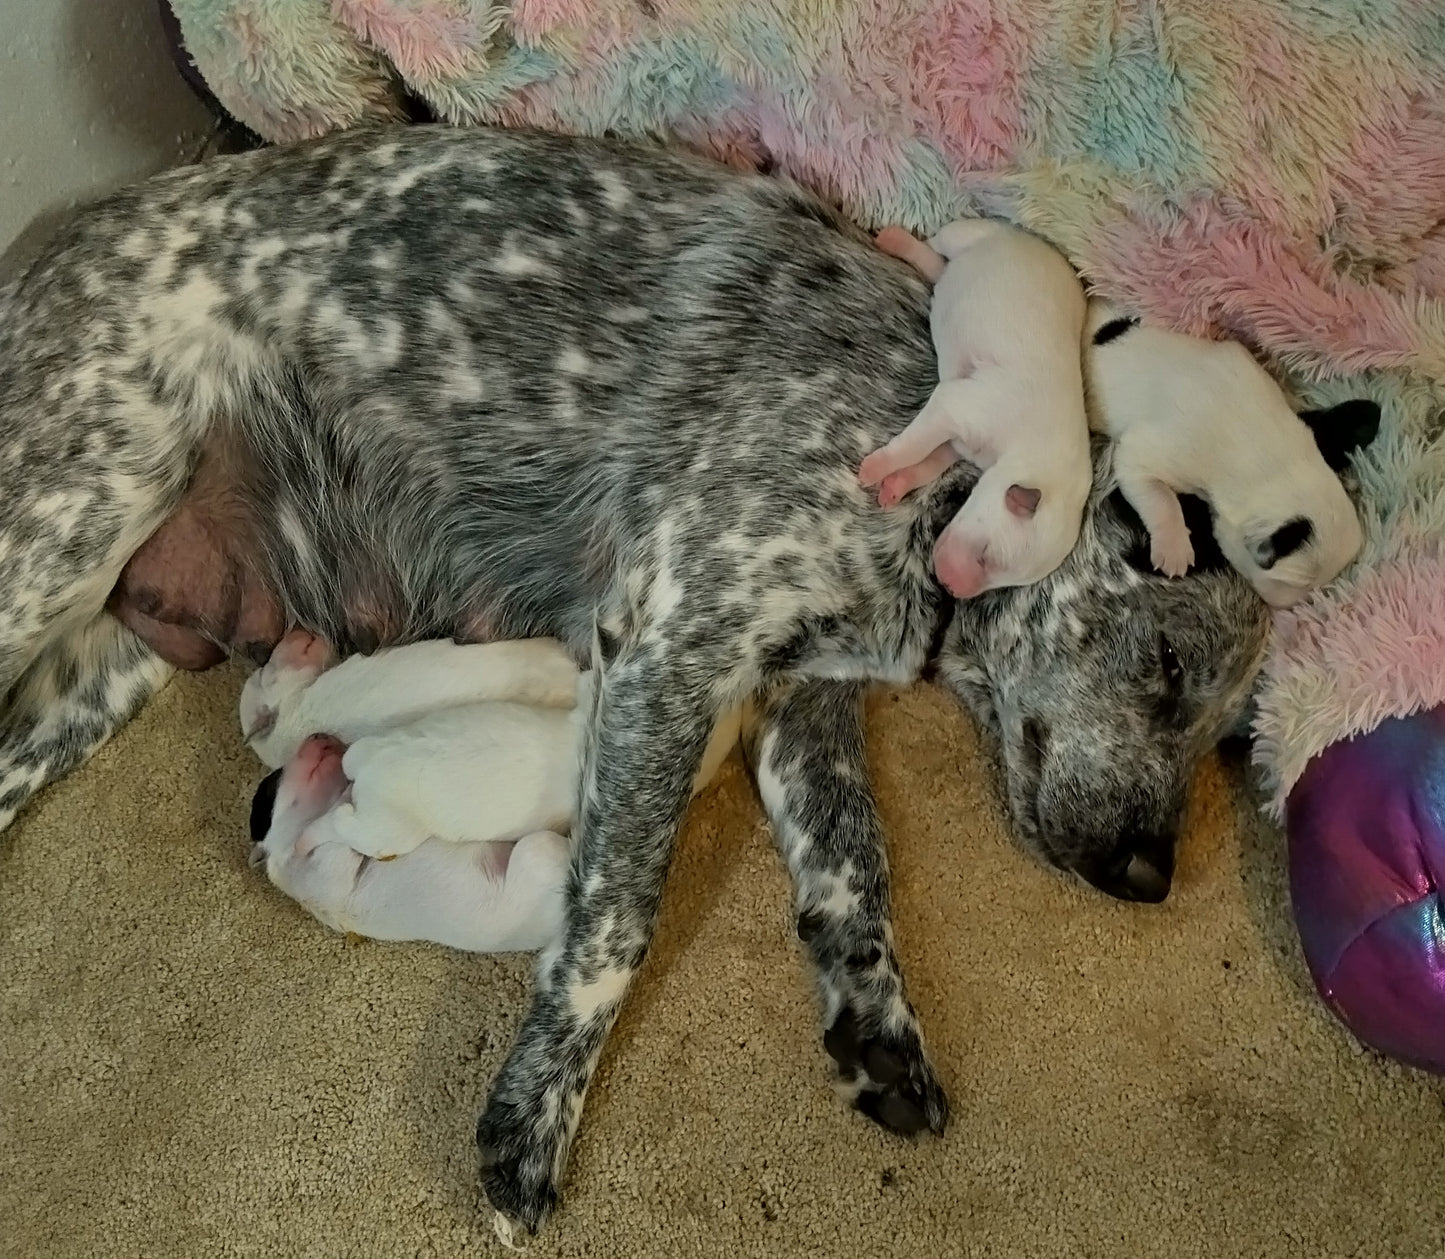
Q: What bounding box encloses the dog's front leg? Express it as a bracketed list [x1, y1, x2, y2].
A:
[747, 678, 949, 1136]
[475, 637, 721, 1233]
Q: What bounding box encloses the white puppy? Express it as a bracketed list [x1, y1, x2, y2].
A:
[239, 630, 581, 768]
[245, 632, 742, 952]
[253, 733, 574, 952]
[860, 219, 1092, 598]
[1083, 300, 1375, 605]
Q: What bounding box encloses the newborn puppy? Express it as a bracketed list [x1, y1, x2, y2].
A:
[1084, 300, 1379, 604]
[245, 634, 743, 951]
[861, 219, 1092, 597]
[240, 630, 581, 769]
[250, 733, 573, 952]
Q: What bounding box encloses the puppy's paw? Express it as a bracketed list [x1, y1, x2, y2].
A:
[1150, 534, 1194, 578]
[824, 1005, 949, 1137]
[328, 801, 418, 861]
[876, 472, 913, 508]
[857, 448, 899, 488]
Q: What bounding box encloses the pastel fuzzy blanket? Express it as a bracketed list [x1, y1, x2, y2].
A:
[169, 0, 1445, 815]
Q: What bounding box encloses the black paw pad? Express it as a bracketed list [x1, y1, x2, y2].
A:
[823, 1007, 949, 1138]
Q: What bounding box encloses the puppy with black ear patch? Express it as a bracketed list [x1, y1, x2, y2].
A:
[1083, 300, 1380, 606]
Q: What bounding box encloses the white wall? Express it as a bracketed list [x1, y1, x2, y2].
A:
[1, 0, 212, 268]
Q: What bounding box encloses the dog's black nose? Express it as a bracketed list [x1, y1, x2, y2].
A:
[1080, 836, 1174, 903]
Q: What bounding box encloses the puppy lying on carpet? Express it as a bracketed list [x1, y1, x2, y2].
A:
[245, 631, 739, 951]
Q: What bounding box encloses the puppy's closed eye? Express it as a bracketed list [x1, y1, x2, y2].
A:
[243, 704, 278, 743]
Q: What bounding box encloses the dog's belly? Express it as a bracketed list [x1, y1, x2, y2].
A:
[104, 424, 589, 669]
[109, 479, 285, 669]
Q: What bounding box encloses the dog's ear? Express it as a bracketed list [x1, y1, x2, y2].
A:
[249, 769, 283, 844]
[1297, 399, 1381, 472]
[1248, 515, 1314, 571]
[1108, 490, 1230, 576]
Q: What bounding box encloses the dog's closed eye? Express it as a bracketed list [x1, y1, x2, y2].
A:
[1158, 634, 1184, 689]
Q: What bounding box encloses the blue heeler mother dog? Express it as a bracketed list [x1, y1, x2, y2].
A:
[0, 125, 1374, 1229]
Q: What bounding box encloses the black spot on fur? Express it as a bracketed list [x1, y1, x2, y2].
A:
[1253, 516, 1314, 570]
[798, 258, 847, 294]
[1091, 315, 1139, 346]
[1296, 398, 1381, 471]
[797, 910, 826, 943]
[759, 614, 845, 674]
[249, 770, 282, 844]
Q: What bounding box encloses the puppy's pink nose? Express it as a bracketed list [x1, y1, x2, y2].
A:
[276, 628, 333, 670]
[296, 733, 346, 776]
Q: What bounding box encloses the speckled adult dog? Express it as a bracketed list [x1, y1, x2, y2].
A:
[0, 125, 1291, 1231]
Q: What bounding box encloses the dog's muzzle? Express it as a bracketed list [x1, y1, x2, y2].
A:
[1071, 833, 1175, 903]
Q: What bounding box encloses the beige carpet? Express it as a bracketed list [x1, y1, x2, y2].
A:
[2, 665, 1442, 1259]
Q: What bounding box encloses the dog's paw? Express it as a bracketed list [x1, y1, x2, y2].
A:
[823, 1005, 949, 1136]
[476, 1099, 563, 1235]
[1150, 534, 1194, 578]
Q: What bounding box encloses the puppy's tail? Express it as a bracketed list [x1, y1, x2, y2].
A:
[874, 226, 946, 284]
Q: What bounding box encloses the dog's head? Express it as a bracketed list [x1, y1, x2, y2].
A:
[1219, 399, 1381, 607]
[935, 442, 1271, 902]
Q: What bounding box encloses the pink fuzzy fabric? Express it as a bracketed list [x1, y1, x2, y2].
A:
[168, 0, 1445, 811]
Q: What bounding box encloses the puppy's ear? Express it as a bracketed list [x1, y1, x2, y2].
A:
[1248, 515, 1314, 571]
[249, 769, 283, 844]
[1297, 399, 1381, 472]
[1005, 484, 1041, 518]
[1090, 314, 1139, 346]
[242, 705, 277, 743]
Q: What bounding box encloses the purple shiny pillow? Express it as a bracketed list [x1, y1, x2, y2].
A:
[1287, 706, 1445, 1074]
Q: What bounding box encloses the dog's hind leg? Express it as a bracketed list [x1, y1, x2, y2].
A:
[476, 633, 725, 1232]
[0, 614, 171, 832]
[747, 677, 949, 1136]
